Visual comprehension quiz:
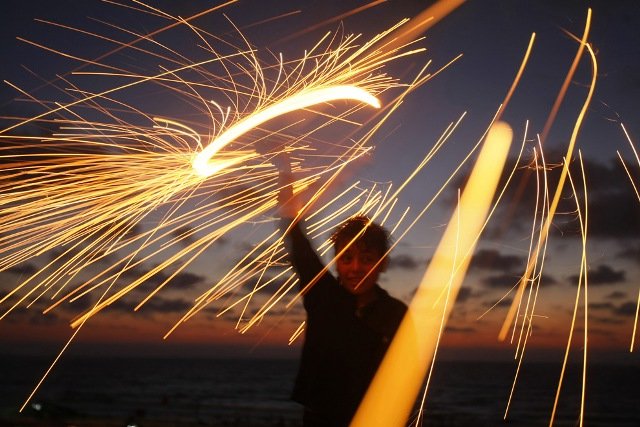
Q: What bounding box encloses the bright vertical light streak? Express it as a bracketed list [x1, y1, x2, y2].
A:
[499, 21, 597, 342]
[618, 124, 640, 352]
[288, 321, 305, 345]
[496, 33, 536, 120]
[350, 121, 513, 427]
[539, 9, 593, 145]
[503, 138, 553, 421]
[632, 289, 640, 352]
[549, 152, 589, 427]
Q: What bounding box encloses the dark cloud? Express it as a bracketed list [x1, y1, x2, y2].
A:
[387, 254, 421, 270]
[2, 303, 61, 325]
[453, 154, 640, 241]
[456, 286, 474, 303]
[617, 244, 640, 263]
[105, 296, 193, 315]
[4, 263, 39, 276]
[141, 297, 193, 314]
[587, 191, 640, 240]
[539, 274, 558, 286]
[591, 315, 626, 325]
[64, 295, 95, 313]
[585, 300, 637, 319]
[468, 249, 523, 272]
[482, 273, 521, 289]
[556, 156, 640, 239]
[614, 301, 637, 317]
[170, 226, 197, 246]
[590, 302, 615, 310]
[481, 272, 557, 289]
[605, 291, 627, 300]
[483, 297, 513, 308]
[123, 268, 205, 292]
[167, 271, 205, 289]
[567, 264, 626, 286]
[169, 226, 228, 247]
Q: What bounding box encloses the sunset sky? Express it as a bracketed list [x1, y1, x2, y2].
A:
[1, 0, 639, 368]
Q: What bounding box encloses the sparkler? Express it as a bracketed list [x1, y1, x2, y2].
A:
[0, 3, 429, 327]
[0, 0, 444, 412]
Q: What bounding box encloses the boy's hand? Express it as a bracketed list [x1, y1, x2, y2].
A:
[275, 153, 301, 219]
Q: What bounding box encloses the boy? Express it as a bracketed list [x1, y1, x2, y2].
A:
[279, 173, 406, 426]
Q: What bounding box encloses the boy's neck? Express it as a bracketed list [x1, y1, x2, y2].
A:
[355, 287, 378, 310]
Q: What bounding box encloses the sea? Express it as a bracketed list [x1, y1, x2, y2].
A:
[0, 356, 637, 427]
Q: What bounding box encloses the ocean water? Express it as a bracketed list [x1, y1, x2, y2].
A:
[0, 356, 637, 426]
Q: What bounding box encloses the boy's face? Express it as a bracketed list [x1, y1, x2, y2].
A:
[335, 242, 386, 296]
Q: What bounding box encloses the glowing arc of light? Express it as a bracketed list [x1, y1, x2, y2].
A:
[192, 85, 380, 177]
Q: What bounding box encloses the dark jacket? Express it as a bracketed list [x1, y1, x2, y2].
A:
[287, 222, 407, 426]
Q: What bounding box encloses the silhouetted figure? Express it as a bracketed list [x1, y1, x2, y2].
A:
[279, 170, 406, 427]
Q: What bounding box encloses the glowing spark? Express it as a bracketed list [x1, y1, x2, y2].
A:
[618, 123, 640, 351]
[288, 321, 305, 345]
[632, 288, 640, 352]
[499, 10, 596, 342]
[548, 152, 589, 427]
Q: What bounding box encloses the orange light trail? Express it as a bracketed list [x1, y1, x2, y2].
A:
[618, 123, 640, 352]
[499, 10, 596, 343]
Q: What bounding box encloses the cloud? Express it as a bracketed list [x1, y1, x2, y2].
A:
[456, 286, 474, 303]
[387, 254, 421, 270]
[169, 226, 229, 247]
[590, 302, 615, 310]
[451, 154, 640, 241]
[165, 271, 205, 288]
[483, 297, 513, 308]
[141, 297, 193, 314]
[605, 291, 627, 300]
[555, 156, 640, 239]
[567, 264, 626, 286]
[587, 191, 640, 240]
[482, 273, 521, 289]
[468, 249, 523, 272]
[4, 263, 39, 276]
[585, 299, 637, 319]
[614, 301, 637, 317]
[481, 271, 557, 289]
[2, 302, 61, 325]
[591, 315, 626, 325]
[105, 296, 193, 315]
[617, 244, 640, 263]
[122, 268, 206, 292]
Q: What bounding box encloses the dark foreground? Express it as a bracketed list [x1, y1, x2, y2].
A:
[1, 356, 638, 427]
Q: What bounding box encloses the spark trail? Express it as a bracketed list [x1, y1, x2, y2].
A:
[0, 0, 446, 411]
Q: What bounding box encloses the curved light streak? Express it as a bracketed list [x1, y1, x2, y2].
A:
[192, 85, 380, 177]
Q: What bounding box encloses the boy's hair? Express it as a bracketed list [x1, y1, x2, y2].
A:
[331, 215, 390, 256]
